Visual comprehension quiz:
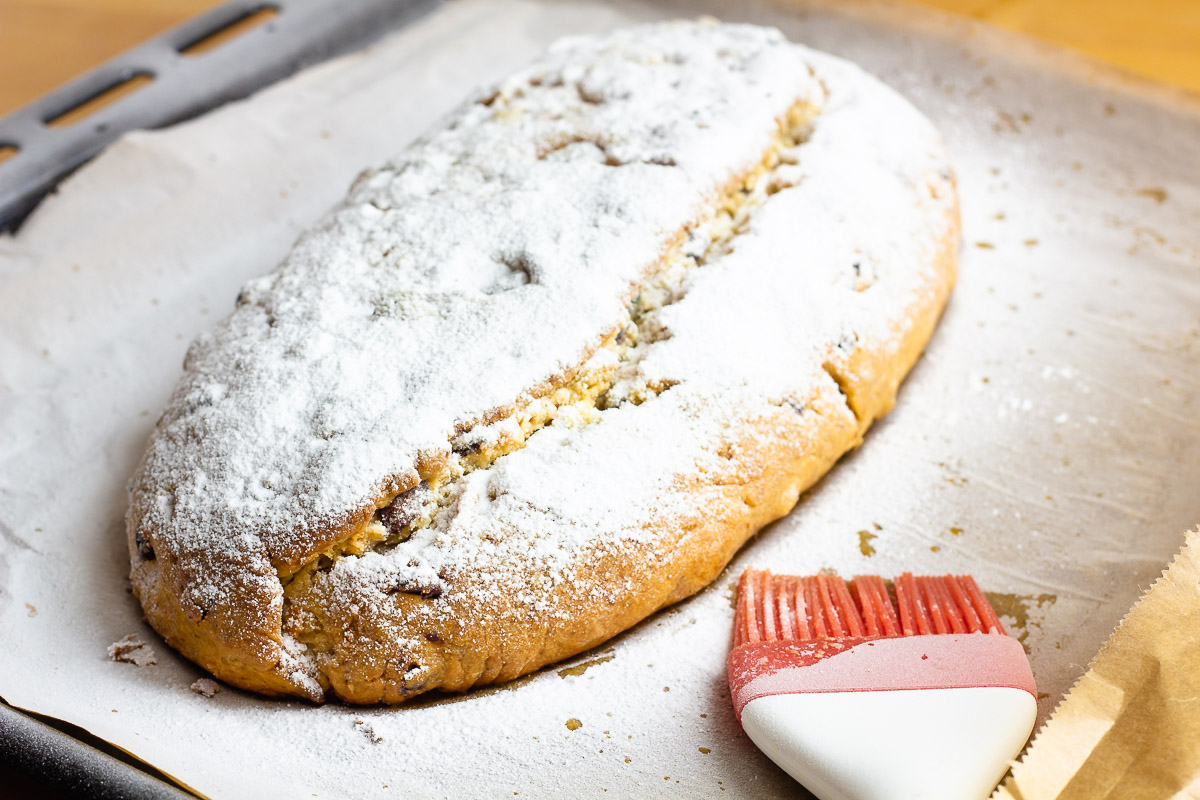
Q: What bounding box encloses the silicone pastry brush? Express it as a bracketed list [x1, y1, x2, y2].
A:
[728, 570, 1036, 800]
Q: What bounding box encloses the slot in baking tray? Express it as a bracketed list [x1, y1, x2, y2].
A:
[0, 0, 442, 232]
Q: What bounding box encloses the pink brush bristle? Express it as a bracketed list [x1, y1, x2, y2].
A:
[733, 569, 1006, 646]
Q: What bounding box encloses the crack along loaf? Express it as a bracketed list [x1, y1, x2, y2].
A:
[127, 20, 959, 703]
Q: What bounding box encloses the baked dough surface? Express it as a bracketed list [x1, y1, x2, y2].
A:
[127, 21, 958, 703]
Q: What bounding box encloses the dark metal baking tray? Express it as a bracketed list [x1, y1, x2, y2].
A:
[0, 0, 441, 232]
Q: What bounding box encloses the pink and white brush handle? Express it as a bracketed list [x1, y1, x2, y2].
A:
[727, 571, 1037, 800]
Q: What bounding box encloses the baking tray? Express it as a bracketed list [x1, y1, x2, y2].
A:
[1, 0, 1197, 797]
[0, 0, 442, 231]
[0, 700, 191, 799]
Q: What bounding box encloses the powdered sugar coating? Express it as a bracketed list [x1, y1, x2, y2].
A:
[299, 49, 954, 659]
[130, 21, 820, 565]
[127, 21, 955, 699]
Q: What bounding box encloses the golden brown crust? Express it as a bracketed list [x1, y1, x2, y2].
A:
[130, 528, 308, 698]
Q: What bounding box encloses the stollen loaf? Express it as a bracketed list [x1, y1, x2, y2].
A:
[127, 20, 959, 703]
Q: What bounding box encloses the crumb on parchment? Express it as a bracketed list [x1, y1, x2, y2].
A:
[354, 718, 383, 743]
[107, 634, 157, 667]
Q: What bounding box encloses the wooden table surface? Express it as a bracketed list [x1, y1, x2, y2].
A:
[0, 0, 1198, 119]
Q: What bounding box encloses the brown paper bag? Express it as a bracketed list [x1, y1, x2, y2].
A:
[994, 528, 1200, 800]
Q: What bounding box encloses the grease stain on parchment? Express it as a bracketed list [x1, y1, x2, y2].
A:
[558, 651, 615, 678]
[1137, 187, 1168, 204]
[986, 591, 1057, 649]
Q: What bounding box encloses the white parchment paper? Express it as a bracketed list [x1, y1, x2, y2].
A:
[2, 0, 1198, 797]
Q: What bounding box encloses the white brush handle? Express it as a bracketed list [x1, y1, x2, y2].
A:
[741, 687, 1036, 800]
